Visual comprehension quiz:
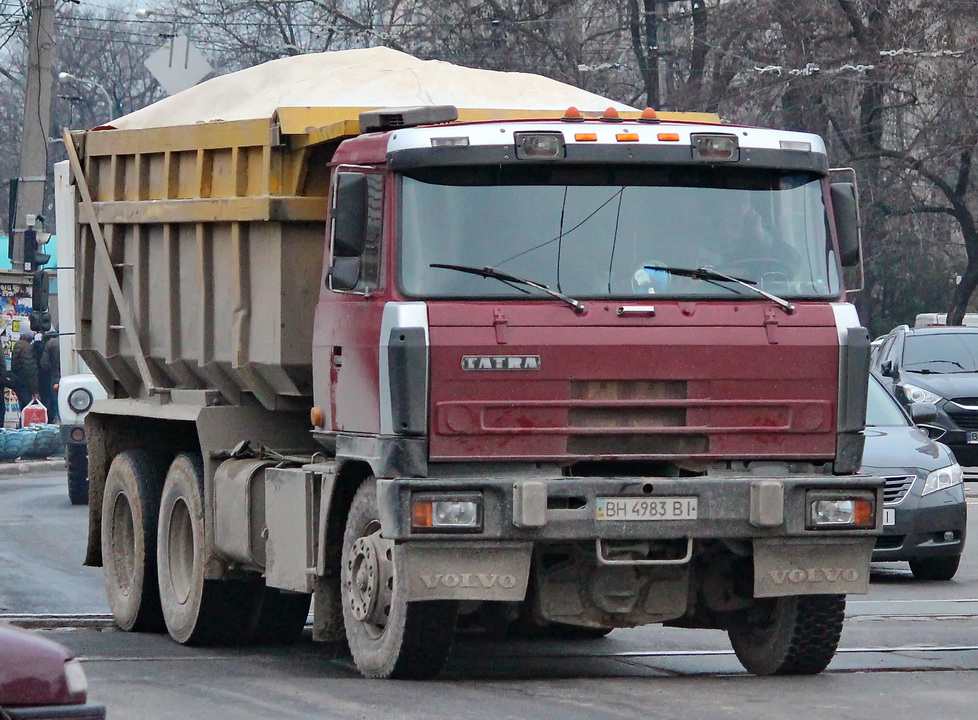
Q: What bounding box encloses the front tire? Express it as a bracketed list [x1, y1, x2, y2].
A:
[909, 555, 961, 581]
[66, 444, 89, 505]
[156, 453, 258, 645]
[727, 594, 846, 675]
[341, 479, 457, 679]
[101, 450, 169, 632]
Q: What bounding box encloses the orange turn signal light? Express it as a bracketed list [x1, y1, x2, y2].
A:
[616, 133, 639, 142]
[310, 406, 325, 428]
[575, 132, 598, 141]
[657, 132, 681, 141]
[853, 499, 874, 527]
[412, 500, 433, 528]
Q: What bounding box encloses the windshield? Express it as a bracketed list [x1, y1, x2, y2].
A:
[866, 375, 910, 427]
[904, 333, 978, 373]
[398, 165, 840, 300]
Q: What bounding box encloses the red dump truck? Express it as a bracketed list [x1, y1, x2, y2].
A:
[59, 47, 880, 679]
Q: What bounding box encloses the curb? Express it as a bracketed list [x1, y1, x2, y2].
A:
[0, 458, 66, 477]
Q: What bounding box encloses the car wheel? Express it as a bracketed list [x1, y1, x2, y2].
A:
[727, 594, 845, 675]
[66, 444, 89, 506]
[909, 555, 961, 581]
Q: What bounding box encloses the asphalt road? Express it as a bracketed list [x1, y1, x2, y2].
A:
[3, 471, 978, 719]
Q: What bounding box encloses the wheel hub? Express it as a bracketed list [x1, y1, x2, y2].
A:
[345, 529, 395, 627]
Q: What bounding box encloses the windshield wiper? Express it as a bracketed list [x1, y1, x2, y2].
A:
[643, 264, 796, 315]
[430, 263, 586, 314]
[907, 359, 966, 370]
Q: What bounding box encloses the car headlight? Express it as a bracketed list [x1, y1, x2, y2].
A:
[64, 658, 89, 695]
[922, 463, 963, 496]
[899, 383, 943, 405]
[67, 387, 94, 414]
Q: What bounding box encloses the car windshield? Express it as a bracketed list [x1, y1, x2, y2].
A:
[903, 333, 978, 373]
[866, 375, 910, 427]
[398, 165, 840, 300]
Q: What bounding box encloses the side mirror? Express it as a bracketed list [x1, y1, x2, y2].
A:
[880, 359, 894, 377]
[830, 182, 860, 267]
[329, 256, 361, 291]
[332, 173, 368, 258]
[910, 402, 939, 425]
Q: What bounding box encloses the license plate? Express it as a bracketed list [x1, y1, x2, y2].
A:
[969, 432, 978, 444]
[596, 496, 698, 521]
[883, 508, 895, 526]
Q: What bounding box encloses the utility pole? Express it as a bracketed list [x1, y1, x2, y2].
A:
[655, 0, 675, 112]
[13, 0, 56, 272]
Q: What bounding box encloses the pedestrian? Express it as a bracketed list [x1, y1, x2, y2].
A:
[39, 334, 59, 423]
[10, 327, 39, 414]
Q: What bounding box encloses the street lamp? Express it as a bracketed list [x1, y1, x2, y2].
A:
[57, 72, 114, 118]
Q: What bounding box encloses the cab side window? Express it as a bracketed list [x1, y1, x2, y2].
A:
[329, 171, 384, 295]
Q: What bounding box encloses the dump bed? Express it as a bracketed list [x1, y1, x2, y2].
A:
[64, 47, 717, 412]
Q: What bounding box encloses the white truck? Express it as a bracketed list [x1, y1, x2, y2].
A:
[54, 161, 107, 505]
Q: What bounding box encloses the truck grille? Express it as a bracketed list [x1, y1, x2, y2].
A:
[882, 475, 915, 505]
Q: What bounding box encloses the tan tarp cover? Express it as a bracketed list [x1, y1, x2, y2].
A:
[109, 46, 636, 130]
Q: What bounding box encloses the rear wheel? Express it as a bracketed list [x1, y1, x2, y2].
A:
[727, 594, 846, 675]
[101, 450, 169, 632]
[157, 453, 258, 645]
[341, 478, 458, 679]
[67, 444, 89, 506]
[909, 555, 961, 581]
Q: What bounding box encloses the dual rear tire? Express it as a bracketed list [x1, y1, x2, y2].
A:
[102, 451, 309, 646]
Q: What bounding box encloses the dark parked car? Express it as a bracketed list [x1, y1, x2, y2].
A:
[0, 622, 106, 719]
[863, 373, 967, 580]
[873, 324, 978, 466]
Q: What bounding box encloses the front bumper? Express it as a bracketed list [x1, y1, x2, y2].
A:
[377, 473, 884, 542]
[5, 703, 106, 719]
[873, 486, 967, 562]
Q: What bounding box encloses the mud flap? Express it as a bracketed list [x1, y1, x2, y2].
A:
[402, 542, 532, 602]
[753, 537, 874, 598]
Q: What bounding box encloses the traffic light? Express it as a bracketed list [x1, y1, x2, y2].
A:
[23, 228, 51, 272]
[32, 269, 50, 312]
[29, 310, 51, 333]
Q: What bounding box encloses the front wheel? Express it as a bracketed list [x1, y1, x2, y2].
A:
[909, 555, 961, 581]
[727, 594, 846, 675]
[341, 479, 457, 679]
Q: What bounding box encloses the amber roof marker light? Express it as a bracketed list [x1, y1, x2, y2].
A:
[638, 108, 660, 124]
[561, 106, 585, 122]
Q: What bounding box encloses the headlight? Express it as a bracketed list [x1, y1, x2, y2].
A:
[67, 387, 94, 414]
[64, 658, 89, 695]
[899, 383, 943, 405]
[411, 493, 483, 532]
[806, 491, 876, 529]
[922, 463, 963, 496]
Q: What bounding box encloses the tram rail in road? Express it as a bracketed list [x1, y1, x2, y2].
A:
[6, 598, 978, 676]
